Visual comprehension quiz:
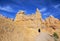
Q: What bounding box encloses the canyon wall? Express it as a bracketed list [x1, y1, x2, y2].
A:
[0, 8, 60, 41]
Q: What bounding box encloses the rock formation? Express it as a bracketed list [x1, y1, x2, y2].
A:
[0, 8, 60, 41]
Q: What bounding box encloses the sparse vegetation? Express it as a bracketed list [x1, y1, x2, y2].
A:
[53, 32, 59, 41]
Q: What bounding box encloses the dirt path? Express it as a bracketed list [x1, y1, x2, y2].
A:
[35, 32, 55, 41]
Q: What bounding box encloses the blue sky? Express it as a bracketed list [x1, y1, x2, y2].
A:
[0, 0, 60, 19]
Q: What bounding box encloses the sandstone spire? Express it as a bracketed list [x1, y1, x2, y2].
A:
[14, 10, 25, 21]
[45, 15, 59, 24]
[17, 10, 24, 14]
[35, 8, 42, 19]
[35, 8, 42, 29]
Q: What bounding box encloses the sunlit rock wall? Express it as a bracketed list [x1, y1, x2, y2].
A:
[0, 8, 60, 41]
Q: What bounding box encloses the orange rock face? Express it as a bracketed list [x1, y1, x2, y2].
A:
[0, 8, 60, 41]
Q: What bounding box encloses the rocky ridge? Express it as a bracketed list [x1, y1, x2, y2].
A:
[0, 8, 60, 41]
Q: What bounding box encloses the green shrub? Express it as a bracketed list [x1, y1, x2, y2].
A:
[53, 32, 59, 39]
[53, 32, 59, 41]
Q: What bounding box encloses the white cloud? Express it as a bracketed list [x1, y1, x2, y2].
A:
[43, 12, 51, 16]
[40, 8, 47, 12]
[0, 6, 14, 12]
[54, 4, 60, 8]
